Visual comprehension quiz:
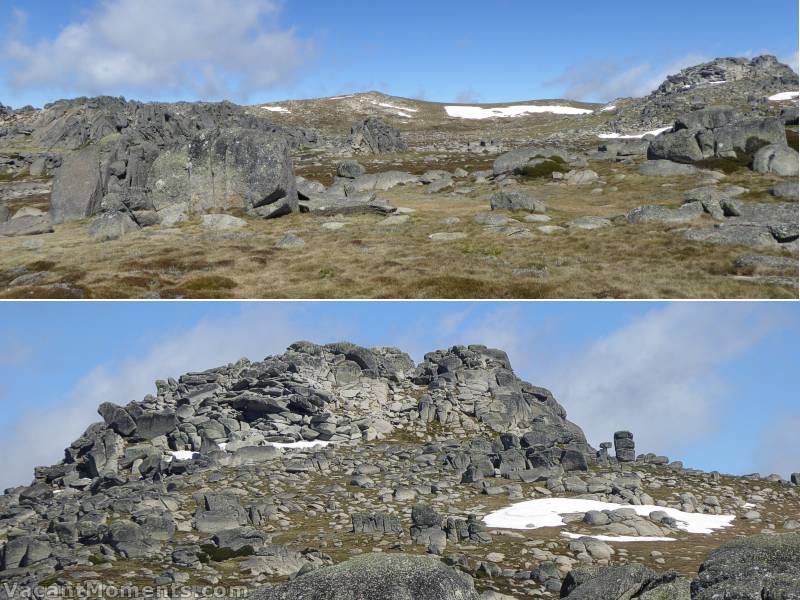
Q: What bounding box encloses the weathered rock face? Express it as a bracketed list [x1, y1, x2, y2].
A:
[348, 117, 407, 154]
[49, 146, 103, 223]
[413, 345, 590, 452]
[691, 533, 800, 600]
[655, 55, 797, 96]
[9, 96, 317, 226]
[561, 563, 659, 599]
[149, 128, 298, 219]
[752, 144, 799, 176]
[15, 96, 316, 153]
[608, 55, 799, 132]
[614, 431, 635, 462]
[489, 191, 546, 213]
[249, 553, 480, 600]
[493, 146, 571, 176]
[647, 107, 788, 164]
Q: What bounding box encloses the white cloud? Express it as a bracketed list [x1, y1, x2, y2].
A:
[454, 88, 483, 104]
[547, 54, 709, 101]
[783, 50, 799, 74]
[2, 0, 313, 101]
[0, 305, 350, 490]
[541, 304, 778, 457]
[755, 415, 800, 477]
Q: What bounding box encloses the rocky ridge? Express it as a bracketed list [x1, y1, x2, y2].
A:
[1, 342, 798, 600]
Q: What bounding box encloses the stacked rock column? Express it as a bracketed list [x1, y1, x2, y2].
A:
[614, 431, 636, 462]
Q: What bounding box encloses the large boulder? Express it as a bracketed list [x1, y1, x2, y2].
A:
[50, 146, 104, 223]
[348, 118, 407, 154]
[647, 107, 788, 164]
[149, 128, 298, 219]
[638, 160, 698, 176]
[561, 563, 658, 599]
[489, 191, 546, 213]
[752, 144, 799, 176]
[647, 128, 704, 163]
[87, 211, 139, 241]
[336, 160, 366, 179]
[493, 146, 570, 176]
[248, 553, 479, 600]
[691, 533, 800, 600]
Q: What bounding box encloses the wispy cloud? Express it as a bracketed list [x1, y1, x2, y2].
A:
[0, 333, 35, 367]
[756, 414, 800, 477]
[2, 0, 314, 101]
[546, 53, 709, 101]
[0, 306, 351, 490]
[454, 88, 483, 104]
[542, 304, 780, 457]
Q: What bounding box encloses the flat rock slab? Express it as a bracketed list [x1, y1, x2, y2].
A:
[320, 222, 348, 230]
[730, 275, 797, 287]
[538, 225, 566, 234]
[377, 215, 410, 226]
[685, 224, 780, 248]
[569, 216, 613, 230]
[627, 203, 703, 224]
[770, 181, 799, 201]
[638, 160, 698, 177]
[487, 225, 534, 238]
[474, 212, 510, 226]
[201, 214, 247, 230]
[525, 214, 552, 223]
[300, 194, 396, 216]
[0, 214, 55, 237]
[429, 232, 467, 241]
[275, 233, 306, 249]
[733, 255, 797, 270]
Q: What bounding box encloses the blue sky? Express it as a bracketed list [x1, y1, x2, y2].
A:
[1, 0, 797, 107]
[0, 301, 797, 489]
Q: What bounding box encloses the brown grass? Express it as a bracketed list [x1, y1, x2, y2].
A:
[0, 158, 796, 299]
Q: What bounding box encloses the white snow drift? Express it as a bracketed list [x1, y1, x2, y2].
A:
[768, 91, 800, 101]
[445, 105, 593, 119]
[598, 126, 672, 140]
[483, 498, 735, 537]
[262, 106, 291, 113]
[265, 440, 332, 449]
[561, 531, 676, 542]
[166, 450, 199, 462]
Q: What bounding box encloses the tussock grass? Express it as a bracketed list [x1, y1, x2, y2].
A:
[0, 158, 795, 299]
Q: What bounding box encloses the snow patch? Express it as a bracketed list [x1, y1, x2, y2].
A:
[562, 532, 676, 542]
[376, 102, 418, 113]
[266, 440, 332, 449]
[600, 105, 617, 112]
[445, 105, 593, 119]
[598, 126, 672, 140]
[262, 106, 290, 113]
[483, 498, 735, 535]
[371, 101, 417, 119]
[768, 91, 800, 101]
[165, 450, 199, 462]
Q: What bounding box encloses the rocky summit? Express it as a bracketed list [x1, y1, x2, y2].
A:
[0, 54, 798, 299]
[1, 342, 798, 600]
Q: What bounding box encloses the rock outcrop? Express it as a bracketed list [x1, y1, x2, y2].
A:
[249, 553, 480, 600]
[608, 55, 799, 132]
[647, 107, 789, 164]
[348, 117, 407, 154]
